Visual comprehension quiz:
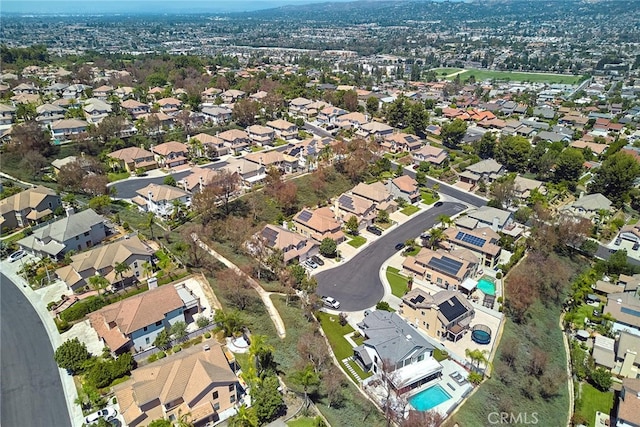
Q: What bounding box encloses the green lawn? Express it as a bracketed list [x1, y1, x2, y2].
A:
[403, 246, 420, 256]
[575, 383, 614, 426]
[420, 190, 439, 204]
[346, 234, 367, 248]
[400, 205, 420, 216]
[386, 266, 409, 298]
[567, 303, 603, 329]
[433, 348, 449, 362]
[445, 69, 584, 84]
[317, 312, 370, 381]
[430, 67, 464, 76]
[107, 171, 130, 182]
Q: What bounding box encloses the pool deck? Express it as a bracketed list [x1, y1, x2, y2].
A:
[406, 359, 473, 416]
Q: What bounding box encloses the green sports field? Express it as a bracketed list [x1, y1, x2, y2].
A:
[442, 68, 584, 84]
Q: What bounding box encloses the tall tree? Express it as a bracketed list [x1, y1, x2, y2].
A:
[553, 147, 584, 183]
[440, 119, 467, 149]
[495, 135, 531, 172]
[473, 132, 497, 159]
[588, 151, 640, 205]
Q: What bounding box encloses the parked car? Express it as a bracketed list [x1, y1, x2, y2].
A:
[311, 255, 324, 266]
[615, 238, 622, 246]
[634, 242, 640, 251]
[304, 259, 319, 269]
[434, 201, 443, 207]
[7, 250, 26, 263]
[395, 242, 405, 250]
[367, 225, 383, 236]
[322, 296, 340, 309]
[85, 407, 117, 425]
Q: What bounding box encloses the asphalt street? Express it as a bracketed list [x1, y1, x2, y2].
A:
[595, 243, 640, 266]
[315, 201, 467, 311]
[1, 272, 71, 427]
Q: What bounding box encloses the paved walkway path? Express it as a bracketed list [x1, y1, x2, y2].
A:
[191, 233, 286, 339]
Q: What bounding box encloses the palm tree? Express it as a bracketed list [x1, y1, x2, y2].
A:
[228, 405, 257, 427]
[171, 199, 187, 220]
[157, 255, 173, 280]
[248, 335, 276, 378]
[291, 364, 320, 403]
[146, 212, 156, 240]
[428, 227, 446, 249]
[142, 261, 154, 280]
[88, 274, 109, 296]
[465, 348, 490, 377]
[188, 137, 204, 159]
[214, 310, 245, 337]
[437, 214, 453, 228]
[174, 410, 194, 427]
[114, 261, 131, 289]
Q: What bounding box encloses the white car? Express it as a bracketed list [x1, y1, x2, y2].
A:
[7, 250, 26, 262]
[84, 407, 117, 425]
[322, 296, 340, 309]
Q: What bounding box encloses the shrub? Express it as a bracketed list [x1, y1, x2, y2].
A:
[60, 296, 108, 322]
[496, 272, 503, 279]
[497, 296, 503, 303]
[148, 353, 158, 363]
[468, 372, 483, 385]
[54, 338, 92, 375]
[157, 351, 166, 359]
[375, 301, 392, 311]
[204, 332, 212, 339]
[55, 317, 71, 333]
[196, 315, 211, 328]
[47, 301, 57, 311]
[338, 312, 348, 326]
[172, 346, 182, 353]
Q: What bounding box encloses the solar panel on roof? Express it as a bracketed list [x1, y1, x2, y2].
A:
[455, 231, 486, 247]
[262, 228, 279, 246]
[428, 256, 463, 276]
[410, 295, 425, 304]
[338, 194, 354, 210]
[298, 210, 313, 222]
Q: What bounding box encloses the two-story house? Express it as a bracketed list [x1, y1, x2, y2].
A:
[114, 341, 240, 427]
[218, 129, 250, 154]
[292, 207, 345, 243]
[180, 166, 240, 194]
[266, 119, 298, 140]
[220, 158, 266, 188]
[401, 289, 475, 342]
[132, 183, 191, 218]
[156, 97, 183, 115]
[245, 150, 299, 174]
[443, 227, 502, 269]
[562, 193, 613, 220]
[89, 282, 200, 354]
[36, 103, 65, 125]
[256, 224, 318, 263]
[220, 89, 246, 104]
[616, 378, 640, 427]
[458, 159, 505, 189]
[93, 85, 114, 100]
[55, 235, 152, 292]
[50, 118, 89, 141]
[108, 147, 158, 173]
[383, 133, 422, 153]
[403, 247, 478, 290]
[412, 145, 449, 167]
[247, 124, 276, 146]
[388, 175, 420, 204]
[0, 185, 61, 231]
[288, 97, 313, 115]
[334, 193, 377, 229]
[201, 106, 232, 125]
[465, 206, 514, 232]
[317, 106, 347, 124]
[0, 103, 16, 126]
[17, 208, 106, 259]
[354, 310, 443, 395]
[357, 121, 394, 140]
[83, 98, 113, 124]
[350, 181, 397, 213]
[335, 111, 369, 129]
[121, 99, 150, 119]
[189, 133, 229, 159]
[152, 141, 189, 169]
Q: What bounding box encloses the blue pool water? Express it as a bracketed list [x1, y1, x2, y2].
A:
[409, 384, 452, 411]
[477, 278, 496, 296]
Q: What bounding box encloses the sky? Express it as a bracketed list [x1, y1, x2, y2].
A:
[1, 0, 353, 15]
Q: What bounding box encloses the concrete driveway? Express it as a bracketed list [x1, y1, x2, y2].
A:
[315, 201, 467, 311]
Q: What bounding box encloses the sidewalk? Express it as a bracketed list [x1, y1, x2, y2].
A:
[191, 233, 287, 339]
[0, 258, 84, 427]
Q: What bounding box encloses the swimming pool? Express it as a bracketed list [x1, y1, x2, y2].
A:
[408, 384, 452, 411]
[477, 277, 496, 296]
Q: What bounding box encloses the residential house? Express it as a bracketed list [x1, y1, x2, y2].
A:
[220, 89, 245, 104]
[387, 175, 420, 204]
[156, 97, 183, 115]
[570, 140, 608, 157]
[152, 141, 189, 169]
[12, 82, 39, 95]
[592, 335, 616, 370]
[220, 158, 266, 187]
[616, 332, 640, 379]
[266, 119, 298, 140]
[90, 282, 199, 354]
[83, 98, 113, 124]
[247, 124, 275, 146]
[108, 147, 157, 173]
[357, 121, 394, 140]
[401, 289, 475, 341]
[121, 99, 150, 119]
[617, 274, 640, 294]
[218, 129, 250, 154]
[292, 207, 345, 243]
[616, 378, 640, 427]
[458, 159, 505, 188]
[288, 97, 312, 115]
[139, 112, 174, 132]
[93, 85, 113, 100]
[256, 224, 318, 263]
[443, 227, 502, 269]
[63, 83, 90, 99]
[189, 133, 229, 159]
[317, 106, 347, 124]
[466, 206, 514, 232]
[605, 292, 640, 336]
[354, 310, 443, 394]
[513, 176, 546, 200]
[383, 133, 422, 153]
[55, 235, 152, 292]
[36, 103, 65, 125]
[0, 104, 16, 126]
[564, 193, 612, 220]
[50, 118, 89, 140]
[299, 101, 328, 120]
[351, 181, 397, 213]
[335, 111, 369, 129]
[334, 193, 377, 229]
[201, 87, 222, 103]
[412, 145, 448, 167]
[180, 166, 239, 194]
[114, 86, 135, 99]
[201, 106, 232, 125]
[132, 184, 191, 218]
[245, 150, 299, 174]
[114, 341, 240, 427]
[249, 90, 268, 102]
[403, 247, 478, 290]
[0, 186, 61, 231]
[17, 208, 106, 259]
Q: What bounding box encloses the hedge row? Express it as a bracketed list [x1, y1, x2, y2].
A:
[60, 296, 108, 322]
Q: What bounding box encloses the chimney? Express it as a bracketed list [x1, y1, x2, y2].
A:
[65, 206, 74, 217]
[147, 191, 153, 203]
[199, 175, 204, 192]
[259, 156, 263, 166]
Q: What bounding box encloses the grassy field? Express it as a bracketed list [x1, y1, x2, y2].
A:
[420, 190, 439, 204]
[445, 69, 584, 84]
[347, 234, 367, 248]
[430, 67, 464, 76]
[107, 171, 130, 182]
[386, 266, 409, 298]
[400, 205, 420, 216]
[575, 382, 614, 426]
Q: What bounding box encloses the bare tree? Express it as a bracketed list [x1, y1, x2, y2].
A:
[297, 332, 330, 373]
